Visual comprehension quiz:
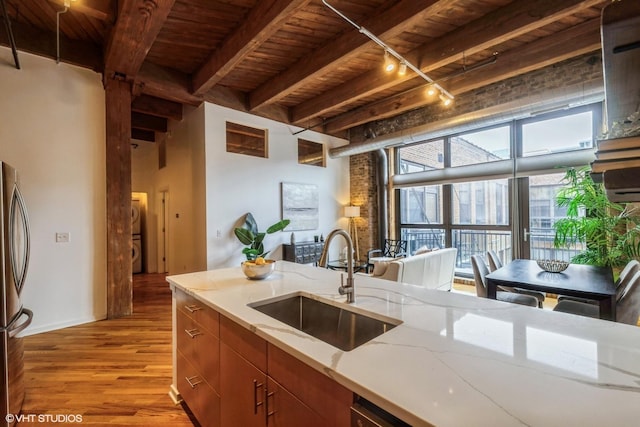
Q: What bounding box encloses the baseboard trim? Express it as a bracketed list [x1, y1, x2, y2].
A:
[169, 384, 182, 405]
[21, 314, 107, 336]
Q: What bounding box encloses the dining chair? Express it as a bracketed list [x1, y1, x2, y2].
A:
[486, 250, 545, 308]
[557, 259, 640, 305]
[367, 239, 408, 272]
[616, 260, 640, 301]
[470, 255, 538, 307]
[487, 250, 503, 271]
[553, 269, 640, 322]
[552, 298, 600, 319]
[616, 270, 640, 325]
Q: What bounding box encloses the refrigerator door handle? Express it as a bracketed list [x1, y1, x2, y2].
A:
[9, 184, 30, 294]
[8, 308, 33, 338]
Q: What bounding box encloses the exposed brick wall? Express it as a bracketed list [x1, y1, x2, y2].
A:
[350, 152, 379, 259]
[347, 52, 604, 250]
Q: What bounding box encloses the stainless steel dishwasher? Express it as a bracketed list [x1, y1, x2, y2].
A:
[351, 396, 411, 427]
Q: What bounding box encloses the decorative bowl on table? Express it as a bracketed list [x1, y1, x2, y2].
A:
[536, 259, 569, 273]
[241, 258, 276, 280]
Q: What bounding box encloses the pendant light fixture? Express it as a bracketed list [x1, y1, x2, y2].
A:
[322, 0, 454, 107]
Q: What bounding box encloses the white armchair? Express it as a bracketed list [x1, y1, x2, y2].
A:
[367, 248, 457, 291]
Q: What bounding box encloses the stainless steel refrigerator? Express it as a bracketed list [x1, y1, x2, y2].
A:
[0, 162, 32, 427]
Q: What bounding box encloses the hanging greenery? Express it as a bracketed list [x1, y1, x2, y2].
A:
[553, 167, 640, 267]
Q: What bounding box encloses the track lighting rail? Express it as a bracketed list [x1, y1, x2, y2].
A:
[322, 0, 454, 103]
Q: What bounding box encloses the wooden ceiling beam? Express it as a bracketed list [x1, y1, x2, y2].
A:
[292, 0, 605, 125]
[137, 62, 203, 106]
[104, 0, 176, 79]
[132, 111, 167, 132]
[131, 128, 155, 142]
[47, 0, 114, 22]
[192, 0, 311, 96]
[248, 0, 455, 110]
[324, 18, 602, 134]
[136, 63, 291, 125]
[0, 19, 102, 71]
[132, 95, 182, 121]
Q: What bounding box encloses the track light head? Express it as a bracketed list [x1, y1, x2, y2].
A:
[383, 51, 396, 73]
[425, 86, 436, 97]
[439, 93, 453, 106]
[398, 61, 407, 76]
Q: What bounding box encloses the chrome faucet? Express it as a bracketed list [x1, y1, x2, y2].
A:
[318, 229, 355, 303]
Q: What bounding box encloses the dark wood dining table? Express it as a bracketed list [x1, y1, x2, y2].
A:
[485, 259, 616, 320]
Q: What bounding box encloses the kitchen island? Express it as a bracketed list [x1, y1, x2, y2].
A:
[168, 261, 640, 426]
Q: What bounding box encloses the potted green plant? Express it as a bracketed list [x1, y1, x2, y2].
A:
[234, 212, 290, 260]
[553, 167, 640, 268]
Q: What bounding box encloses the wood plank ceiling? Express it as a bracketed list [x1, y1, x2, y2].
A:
[0, 0, 608, 141]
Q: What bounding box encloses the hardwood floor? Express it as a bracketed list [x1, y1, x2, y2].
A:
[19, 274, 195, 426]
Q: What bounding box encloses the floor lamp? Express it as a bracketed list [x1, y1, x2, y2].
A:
[345, 206, 360, 261]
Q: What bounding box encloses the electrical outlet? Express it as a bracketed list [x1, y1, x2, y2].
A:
[56, 232, 70, 243]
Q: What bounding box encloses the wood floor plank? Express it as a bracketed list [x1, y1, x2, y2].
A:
[19, 273, 195, 426]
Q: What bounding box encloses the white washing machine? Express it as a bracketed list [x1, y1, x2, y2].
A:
[131, 199, 141, 235]
[132, 235, 142, 274]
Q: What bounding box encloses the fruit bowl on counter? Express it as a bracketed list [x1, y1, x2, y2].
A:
[241, 257, 276, 280]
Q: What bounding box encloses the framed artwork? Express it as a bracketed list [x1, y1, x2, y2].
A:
[281, 182, 319, 231]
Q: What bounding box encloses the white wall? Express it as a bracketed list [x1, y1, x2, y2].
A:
[203, 103, 350, 268]
[0, 47, 106, 334]
[131, 105, 207, 275]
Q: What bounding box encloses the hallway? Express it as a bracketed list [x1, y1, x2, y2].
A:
[19, 274, 194, 426]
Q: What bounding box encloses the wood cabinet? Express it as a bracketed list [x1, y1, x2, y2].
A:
[218, 315, 351, 427]
[220, 316, 268, 427]
[175, 290, 221, 427]
[174, 290, 351, 427]
[268, 344, 352, 427]
[266, 377, 327, 427]
[220, 342, 266, 427]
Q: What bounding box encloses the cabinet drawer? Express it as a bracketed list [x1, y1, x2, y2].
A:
[177, 351, 221, 427]
[220, 315, 267, 373]
[268, 344, 352, 427]
[175, 289, 219, 336]
[177, 310, 220, 390]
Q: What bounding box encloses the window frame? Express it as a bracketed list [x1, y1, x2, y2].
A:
[395, 102, 602, 276]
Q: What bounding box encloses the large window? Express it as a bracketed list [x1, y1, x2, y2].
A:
[396, 103, 601, 276]
[450, 126, 510, 167]
[522, 110, 594, 156]
[398, 139, 444, 172]
[399, 185, 442, 224]
[451, 180, 508, 226]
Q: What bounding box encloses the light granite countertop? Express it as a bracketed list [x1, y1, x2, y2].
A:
[167, 261, 640, 427]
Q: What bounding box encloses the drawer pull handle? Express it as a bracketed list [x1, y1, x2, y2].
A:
[266, 390, 275, 421]
[184, 328, 203, 338]
[185, 376, 202, 388]
[185, 304, 202, 313]
[253, 380, 264, 414]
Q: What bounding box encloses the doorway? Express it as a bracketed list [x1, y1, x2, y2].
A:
[158, 190, 169, 274]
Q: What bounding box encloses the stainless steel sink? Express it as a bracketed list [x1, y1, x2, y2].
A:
[249, 293, 402, 351]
